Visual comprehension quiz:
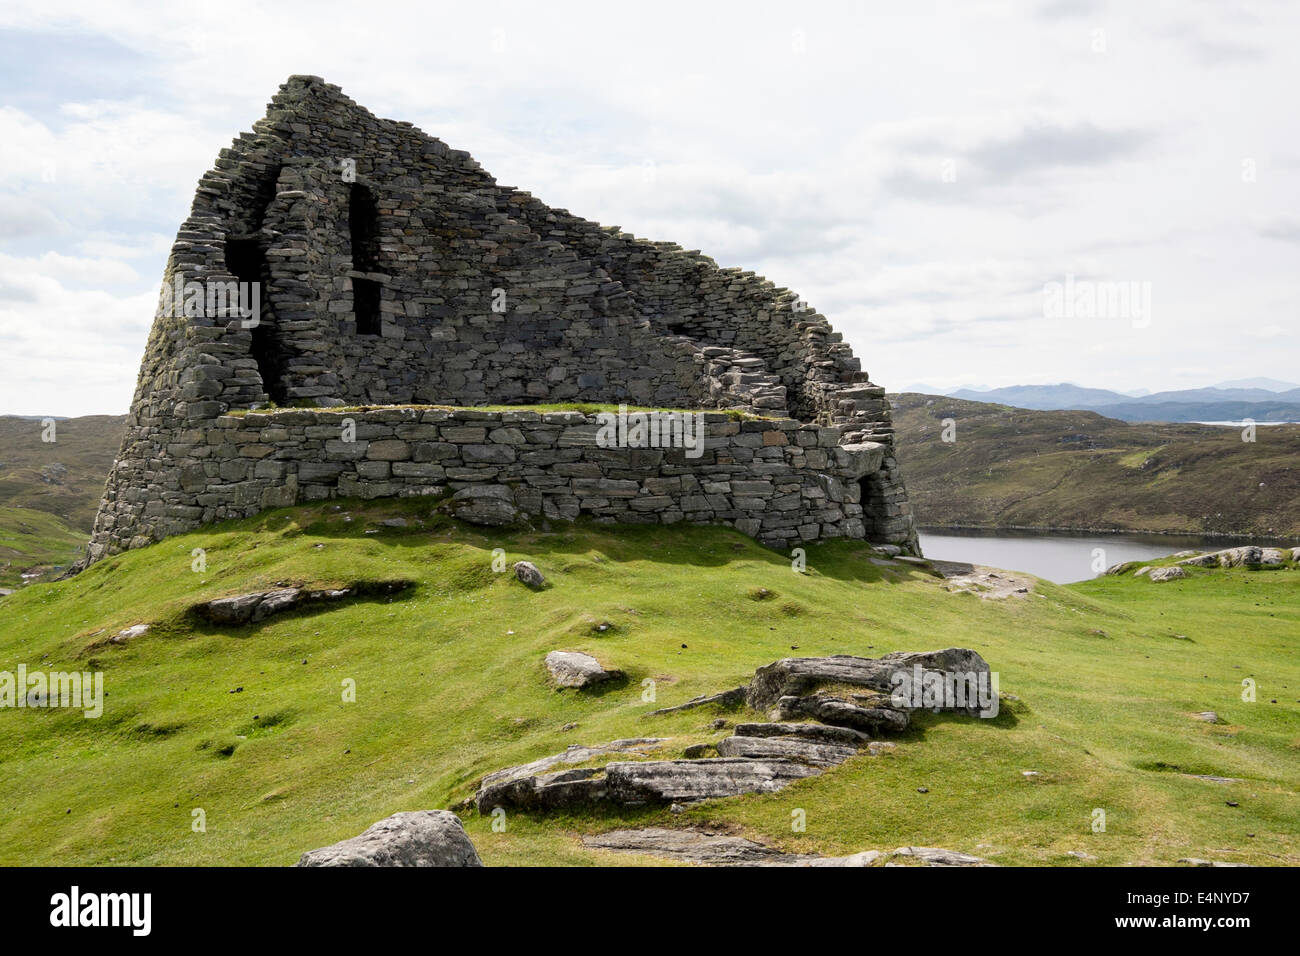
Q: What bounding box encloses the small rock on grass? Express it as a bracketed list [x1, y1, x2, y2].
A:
[110, 624, 149, 644]
[513, 561, 546, 589]
[544, 650, 623, 689]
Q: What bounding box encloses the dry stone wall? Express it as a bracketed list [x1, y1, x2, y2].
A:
[85, 75, 917, 565]
[90, 406, 887, 552]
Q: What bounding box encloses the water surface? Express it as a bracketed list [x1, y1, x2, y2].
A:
[918, 528, 1297, 584]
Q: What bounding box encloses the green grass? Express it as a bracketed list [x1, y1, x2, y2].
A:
[0, 499, 1296, 866]
[0, 413, 124, 585]
[0, 505, 86, 588]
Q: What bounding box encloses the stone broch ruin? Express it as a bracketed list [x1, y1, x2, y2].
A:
[84, 75, 918, 566]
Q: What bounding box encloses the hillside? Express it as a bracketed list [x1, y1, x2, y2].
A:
[0, 415, 124, 586]
[891, 393, 1300, 537]
[0, 497, 1296, 866]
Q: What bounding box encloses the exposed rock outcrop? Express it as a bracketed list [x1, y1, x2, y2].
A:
[771, 691, 911, 734]
[1175, 545, 1293, 569]
[1147, 566, 1188, 582]
[193, 581, 410, 625]
[646, 686, 747, 716]
[580, 829, 993, 867]
[714, 734, 859, 767]
[747, 648, 992, 713]
[887, 846, 994, 867]
[478, 738, 666, 793]
[604, 758, 820, 804]
[195, 587, 348, 624]
[732, 721, 873, 745]
[583, 828, 882, 866]
[470, 651, 998, 847]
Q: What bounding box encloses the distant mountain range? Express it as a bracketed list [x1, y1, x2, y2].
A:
[899, 380, 1300, 423]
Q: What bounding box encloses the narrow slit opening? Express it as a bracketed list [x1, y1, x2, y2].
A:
[354, 277, 382, 336]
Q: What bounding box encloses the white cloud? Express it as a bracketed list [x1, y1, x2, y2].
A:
[1, 0, 1298, 412]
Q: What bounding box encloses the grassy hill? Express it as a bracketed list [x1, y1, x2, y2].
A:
[1, 496, 1295, 866]
[0, 414, 124, 586]
[891, 393, 1300, 538]
[0, 506, 88, 590]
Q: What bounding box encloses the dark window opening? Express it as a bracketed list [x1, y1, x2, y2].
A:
[252, 165, 283, 222]
[354, 277, 382, 336]
[348, 183, 381, 272]
[859, 474, 882, 536]
[226, 237, 288, 405]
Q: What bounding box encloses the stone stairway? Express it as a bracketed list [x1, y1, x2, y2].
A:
[696, 345, 790, 417]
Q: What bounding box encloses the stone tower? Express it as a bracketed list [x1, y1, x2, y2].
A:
[84, 76, 917, 565]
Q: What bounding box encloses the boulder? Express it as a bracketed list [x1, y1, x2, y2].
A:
[544, 650, 624, 688]
[513, 560, 546, 588]
[449, 484, 518, 526]
[295, 810, 482, 867]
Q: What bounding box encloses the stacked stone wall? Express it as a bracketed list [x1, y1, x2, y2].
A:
[84, 75, 918, 566]
[89, 407, 887, 557]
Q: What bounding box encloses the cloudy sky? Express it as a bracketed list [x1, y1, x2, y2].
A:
[1, 0, 1297, 416]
